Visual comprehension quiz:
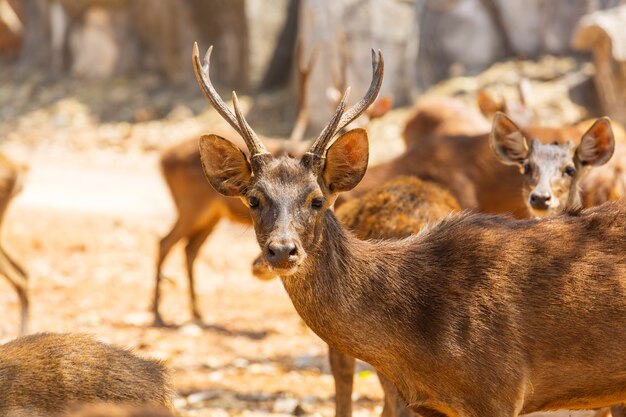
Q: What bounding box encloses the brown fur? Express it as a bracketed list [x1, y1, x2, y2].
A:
[200, 126, 626, 417]
[330, 176, 460, 417]
[0, 333, 173, 416]
[402, 97, 490, 148]
[0, 152, 29, 335]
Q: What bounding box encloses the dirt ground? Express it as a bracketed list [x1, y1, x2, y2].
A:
[0, 60, 602, 417]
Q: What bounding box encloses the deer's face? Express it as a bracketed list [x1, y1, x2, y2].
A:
[192, 44, 381, 276]
[199, 130, 369, 276]
[490, 113, 615, 217]
[520, 140, 578, 216]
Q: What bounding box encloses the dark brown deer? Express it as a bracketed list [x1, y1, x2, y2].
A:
[194, 43, 626, 417]
[0, 333, 172, 416]
[253, 176, 461, 417]
[0, 152, 29, 335]
[152, 42, 319, 326]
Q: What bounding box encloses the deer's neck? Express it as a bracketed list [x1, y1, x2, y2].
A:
[280, 211, 425, 367]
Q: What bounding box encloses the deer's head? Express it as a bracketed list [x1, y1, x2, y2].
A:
[490, 112, 615, 217]
[193, 44, 383, 276]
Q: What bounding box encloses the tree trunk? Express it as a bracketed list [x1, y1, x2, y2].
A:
[259, 0, 299, 91]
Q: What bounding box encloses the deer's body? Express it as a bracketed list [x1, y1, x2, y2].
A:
[0, 333, 172, 416]
[330, 176, 460, 417]
[193, 44, 626, 417]
[0, 152, 29, 335]
[283, 200, 626, 417]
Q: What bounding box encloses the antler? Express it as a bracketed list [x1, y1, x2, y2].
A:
[308, 48, 384, 157]
[192, 43, 268, 156]
[289, 41, 320, 143]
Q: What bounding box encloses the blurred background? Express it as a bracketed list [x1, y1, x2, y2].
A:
[0, 0, 625, 416]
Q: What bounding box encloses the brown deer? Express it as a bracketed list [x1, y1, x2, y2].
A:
[253, 176, 461, 417]
[0, 332, 173, 416]
[0, 152, 29, 335]
[345, 116, 617, 219]
[194, 43, 626, 417]
[478, 89, 626, 210]
[153, 42, 319, 326]
[490, 112, 615, 216]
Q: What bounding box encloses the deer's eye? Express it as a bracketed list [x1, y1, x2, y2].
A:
[311, 197, 324, 209]
[248, 196, 260, 208]
[564, 166, 576, 177]
[523, 163, 531, 175]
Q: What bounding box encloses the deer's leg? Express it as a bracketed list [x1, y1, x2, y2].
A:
[184, 216, 219, 323]
[329, 345, 356, 417]
[153, 218, 190, 327]
[1, 246, 27, 279]
[0, 247, 28, 335]
[377, 373, 414, 417]
[611, 405, 626, 417]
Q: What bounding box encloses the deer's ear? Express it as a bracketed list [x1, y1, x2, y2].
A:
[323, 128, 369, 193]
[199, 134, 252, 197]
[576, 117, 615, 167]
[489, 112, 529, 166]
[367, 96, 394, 119]
[477, 90, 503, 120]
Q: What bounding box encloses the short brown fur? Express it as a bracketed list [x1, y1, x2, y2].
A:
[0, 333, 173, 416]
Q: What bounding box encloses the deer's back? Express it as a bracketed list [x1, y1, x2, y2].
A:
[336, 176, 461, 240]
[348, 133, 528, 217]
[0, 333, 172, 415]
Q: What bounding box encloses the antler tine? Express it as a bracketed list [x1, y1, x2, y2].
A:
[309, 87, 351, 156]
[335, 49, 384, 132]
[192, 43, 241, 134]
[193, 43, 268, 156]
[232, 91, 268, 155]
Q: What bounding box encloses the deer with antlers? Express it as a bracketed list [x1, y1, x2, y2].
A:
[152, 43, 318, 326]
[193, 43, 626, 417]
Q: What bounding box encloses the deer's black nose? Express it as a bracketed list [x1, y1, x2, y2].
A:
[266, 241, 299, 268]
[529, 192, 551, 210]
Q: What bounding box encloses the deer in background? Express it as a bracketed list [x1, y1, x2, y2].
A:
[0, 332, 172, 415]
[194, 43, 626, 417]
[490, 112, 615, 216]
[0, 152, 29, 335]
[152, 42, 319, 326]
[478, 88, 626, 208]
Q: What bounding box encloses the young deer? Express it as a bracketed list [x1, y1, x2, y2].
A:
[490, 112, 615, 217]
[153, 42, 319, 326]
[194, 43, 626, 417]
[0, 152, 29, 335]
[0, 333, 173, 416]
